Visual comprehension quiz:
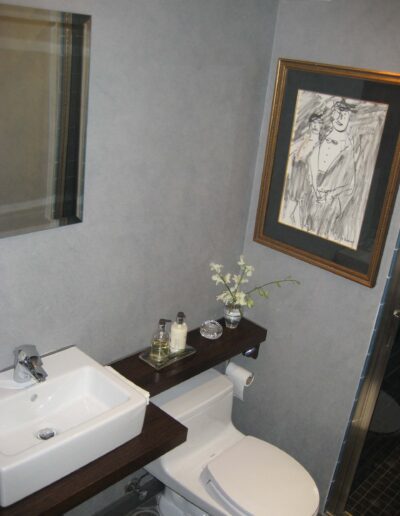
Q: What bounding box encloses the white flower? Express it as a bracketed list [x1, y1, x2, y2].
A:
[232, 274, 248, 286]
[232, 274, 241, 286]
[237, 255, 246, 267]
[234, 291, 247, 306]
[245, 265, 254, 277]
[216, 292, 231, 304]
[210, 262, 223, 273]
[211, 274, 224, 285]
[210, 256, 298, 311]
[223, 273, 231, 284]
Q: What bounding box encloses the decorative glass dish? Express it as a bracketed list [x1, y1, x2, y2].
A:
[139, 345, 197, 370]
[200, 320, 223, 340]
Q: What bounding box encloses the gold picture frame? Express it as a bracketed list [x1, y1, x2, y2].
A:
[254, 59, 400, 287]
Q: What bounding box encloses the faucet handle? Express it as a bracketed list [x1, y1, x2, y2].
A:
[14, 344, 40, 364]
[13, 345, 47, 383]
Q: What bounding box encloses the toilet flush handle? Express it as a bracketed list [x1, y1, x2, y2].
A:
[393, 309, 400, 319]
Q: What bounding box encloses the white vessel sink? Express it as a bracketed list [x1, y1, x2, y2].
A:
[0, 346, 149, 507]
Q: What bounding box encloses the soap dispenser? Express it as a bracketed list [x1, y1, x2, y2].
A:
[150, 319, 171, 364]
[170, 312, 187, 354]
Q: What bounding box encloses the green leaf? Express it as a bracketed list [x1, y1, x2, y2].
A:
[258, 288, 269, 298]
[247, 297, 255, 308]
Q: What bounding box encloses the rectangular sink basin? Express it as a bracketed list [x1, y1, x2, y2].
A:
[0, 346, 149, 507]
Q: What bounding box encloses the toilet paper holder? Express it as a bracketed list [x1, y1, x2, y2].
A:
[225, 362, 255, 400]
[242, 346, 259, 359]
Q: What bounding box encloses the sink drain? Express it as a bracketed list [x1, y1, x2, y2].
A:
[36, 427, 57, 440]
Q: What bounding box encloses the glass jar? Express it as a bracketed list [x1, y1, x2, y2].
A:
[223, 304, 242, 329]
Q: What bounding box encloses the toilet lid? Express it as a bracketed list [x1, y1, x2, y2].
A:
[202, 436, 319, 516]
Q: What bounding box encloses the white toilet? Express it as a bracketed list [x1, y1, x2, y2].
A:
[146, 368, 319, 516]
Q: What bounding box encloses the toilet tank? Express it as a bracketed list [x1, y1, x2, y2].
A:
[151, 369, 234, 436]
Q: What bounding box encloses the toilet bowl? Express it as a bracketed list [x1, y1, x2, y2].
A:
[145, 368, 319, 516]
[370, 390, 400, 434]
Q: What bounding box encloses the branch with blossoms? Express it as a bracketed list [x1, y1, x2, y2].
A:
[210, 256, 299, 310]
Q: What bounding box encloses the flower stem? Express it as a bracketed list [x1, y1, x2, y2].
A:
[232, 266, 247, 299]
[215, 271, 236, 302]
[245, 277, 299, 296]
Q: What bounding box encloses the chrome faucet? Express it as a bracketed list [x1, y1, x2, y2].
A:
[13, 345, 48, 383]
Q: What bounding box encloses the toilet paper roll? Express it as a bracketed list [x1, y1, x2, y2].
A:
[225, 362, 254, 400]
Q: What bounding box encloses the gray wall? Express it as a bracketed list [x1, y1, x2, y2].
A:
[234, 0, 400, 507]
[0, 0, 277, 371]
[2, 0, 400, 512]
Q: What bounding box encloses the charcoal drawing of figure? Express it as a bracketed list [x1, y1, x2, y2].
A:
[285, 113, 323, 229]
[279, 90, 388, 249]
[308, 99, 357, 243]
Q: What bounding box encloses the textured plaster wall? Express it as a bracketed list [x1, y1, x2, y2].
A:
[0, 0, 277, 372]
[234, 0, 400, 507]
[3, 0, 399, 512]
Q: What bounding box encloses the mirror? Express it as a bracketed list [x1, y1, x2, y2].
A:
[0, 4, 90, 238]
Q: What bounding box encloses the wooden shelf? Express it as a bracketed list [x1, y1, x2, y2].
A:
[0, 318, 266, 515]
[111, 317, 267, 397]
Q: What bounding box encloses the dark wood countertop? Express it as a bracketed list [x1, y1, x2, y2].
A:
[0, 318, 266, 515]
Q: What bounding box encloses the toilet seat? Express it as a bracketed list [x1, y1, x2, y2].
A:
[202, 436, 319, 516]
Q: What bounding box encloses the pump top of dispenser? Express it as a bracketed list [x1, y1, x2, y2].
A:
[158, 318, 171, 330]
[176, 312, 185, 324]
[154, 319, 171, 338]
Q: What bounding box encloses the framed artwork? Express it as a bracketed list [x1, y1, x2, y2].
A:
[254, 59, 400, 287]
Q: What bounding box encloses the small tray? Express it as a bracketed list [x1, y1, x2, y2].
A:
[139, 345, 197, 370]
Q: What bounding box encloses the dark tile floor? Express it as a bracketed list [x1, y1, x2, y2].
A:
[345, 325, 400, 516]
[346, 432, 400, 516]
